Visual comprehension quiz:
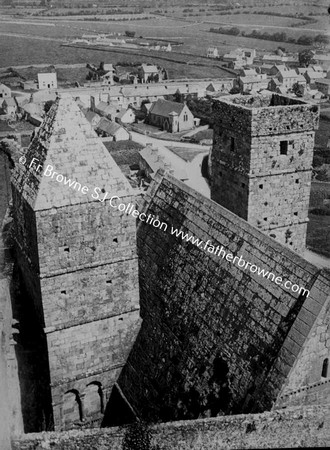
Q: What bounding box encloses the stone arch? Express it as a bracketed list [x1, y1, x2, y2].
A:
[63, 389, 83, 428]
[84, 381, 104, 419]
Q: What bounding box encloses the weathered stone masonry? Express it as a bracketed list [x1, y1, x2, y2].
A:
[116, 170, 330, 423]
[10, 97, 141, 430]
[210, 94, 319, 254]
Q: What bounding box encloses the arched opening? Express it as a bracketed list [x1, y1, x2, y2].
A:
[63, 389, 83, 428]
[322, 358, 329, 378]
[84, 381, 104, 419]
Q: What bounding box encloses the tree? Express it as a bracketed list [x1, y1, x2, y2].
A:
[292, 82, 304, 97]
[298, 49, 315, 67]
[44, 100, 55, 113]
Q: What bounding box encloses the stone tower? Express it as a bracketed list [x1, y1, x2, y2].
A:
[210, 93, 319, 254]
[11, 96, 141, 430]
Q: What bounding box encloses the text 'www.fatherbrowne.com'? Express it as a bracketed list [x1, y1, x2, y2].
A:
[170, 227, 310, 298]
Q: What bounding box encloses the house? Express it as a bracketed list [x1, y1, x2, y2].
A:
[138, 64, 159, 83]
[2, 97, 17, 116]
[19, 80, 38, 90]
[277, 69, 306, 90]
[223, 48, 255, 68]
[0, 83, 11, 98]
[139, 143, 188, 181]
[313, 53, 330, 71]
[21, 102, 43, 119]
[148, 99, 195, 133]
[315, 79, 330, 96]
[84, 110, 102, 129]
[37, 72, 57, 90]
[115, 108, 135, 125]
[268, 78, 282, 92]
[237, 74, 268, 93]
[207, 47, 219, 59]
[94, 101, 119, 120]
[96, 118, 130, 141]
[304, 70, 326, 87]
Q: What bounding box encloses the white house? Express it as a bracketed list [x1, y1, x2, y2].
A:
[116, 108, 135, 124]
[0, 83, 11, 98]
[37, 72, 57, 90]
[207, 47, 219, 59]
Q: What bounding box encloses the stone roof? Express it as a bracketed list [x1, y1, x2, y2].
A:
[128, 170, 330, 418]
[11, 95, 133, 210]
[149, 99, 185, 117]
[96, 117, 123, 135]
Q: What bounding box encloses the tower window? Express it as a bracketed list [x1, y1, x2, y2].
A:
[259, 184, 263, 189]
[295, 179, 299, 184]
[230, 137, 235, 152]
[322, 358, 328, 378]
[280, 141, 288, 155]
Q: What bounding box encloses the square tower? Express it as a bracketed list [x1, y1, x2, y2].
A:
[11, 96, 141, 430]
[210, 94, 319, 254]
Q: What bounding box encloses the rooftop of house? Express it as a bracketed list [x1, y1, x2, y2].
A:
[141, 64, 158, 73]
[149, 99, 186, 117]
[3, 97, 16, 106]
[97, 117, 123, 135]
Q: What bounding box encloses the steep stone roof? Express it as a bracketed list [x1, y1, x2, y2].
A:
[12, 95, 133, 210]
[125, 170, 330, 419]
[149, 99, 185, 117]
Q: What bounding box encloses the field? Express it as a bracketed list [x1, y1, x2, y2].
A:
[0, 10, 318, 73]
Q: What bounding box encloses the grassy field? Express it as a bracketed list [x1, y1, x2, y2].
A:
[0, 15, 312, 71]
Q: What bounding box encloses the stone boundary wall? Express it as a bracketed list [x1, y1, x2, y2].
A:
[12, 404, 330, 450]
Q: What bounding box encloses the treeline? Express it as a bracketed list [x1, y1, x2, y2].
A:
[210, 27, 329, 46]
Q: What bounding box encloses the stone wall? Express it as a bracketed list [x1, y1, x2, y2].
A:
[275, 293, 330, 409]
[9, 97, 142, 431]
[210, 94, 319, 254]
[12, 404, 330, 450]
[114, 171, 330, 423]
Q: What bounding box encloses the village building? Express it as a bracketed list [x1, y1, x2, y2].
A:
[304, 69, 326, 87]
[2, 97, 17, 116]
[148, 99, 195, 133]
[115, 108, 135, 125]
[0, 83, 11, 98]
[138, 64, 159, 83]
[206, 47, 219, 59]
[315, 78, 330, 97]
[96, 117, 130, 141]
[37, 72, 57, 90]
[139, 143, 188, 181]
[236, 74, 268, 93]
[84, 110, 102, 129]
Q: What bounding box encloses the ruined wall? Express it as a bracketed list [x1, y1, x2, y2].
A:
[210, 94, 319, 254]
[275, 293, 330, 409]
[12, 404, 330, 450]
[115, 172, 329, 423]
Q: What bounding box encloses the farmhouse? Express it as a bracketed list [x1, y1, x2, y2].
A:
[148, 99, 195, 133]
[138, 64, 159, 83]
[37, 72, 57, 90]
[206, 47, 219, 58]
